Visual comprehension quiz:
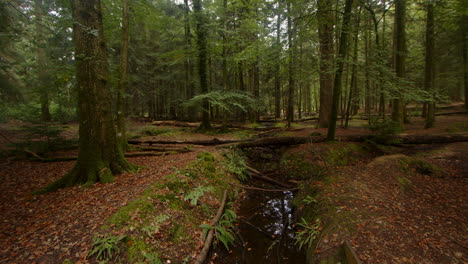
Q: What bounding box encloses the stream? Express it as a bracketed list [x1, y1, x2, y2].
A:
[211, 150, 306, 263]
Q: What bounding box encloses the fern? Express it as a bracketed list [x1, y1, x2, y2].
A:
[223, 150, 250, 182]
[200, 208, 237, 251]
[87, 234, 126, 261]
[183, 90, 260, 113]
[294, 218, 321, 249]
[184, 186, 214, 206]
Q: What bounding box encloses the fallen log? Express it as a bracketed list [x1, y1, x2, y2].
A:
[30, 151, 190, 162]
[246, 165, 292, 189]
[435, 111, 468, 116]
[128, 138, 248, 146]
[194, 190, 228, 264]
[129, 133, 468, 148]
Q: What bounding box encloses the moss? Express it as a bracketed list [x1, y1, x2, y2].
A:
[397, 175, 412, 192]
[399, 157, 444, 177]
[168, 223, 188, 243]
[281, 154, 326, 180]
[126, 236, 154, 263]
[323, 143, 364, 167]
[105, 198, 155, 227]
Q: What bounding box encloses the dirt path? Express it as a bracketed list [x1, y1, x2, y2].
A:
[0, 151, 203, 264]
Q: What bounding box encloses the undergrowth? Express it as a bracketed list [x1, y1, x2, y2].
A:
[96, 150, 241, 263]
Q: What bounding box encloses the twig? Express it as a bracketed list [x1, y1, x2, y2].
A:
[194, 190, 228, 264]
[228, 182, 298, 192]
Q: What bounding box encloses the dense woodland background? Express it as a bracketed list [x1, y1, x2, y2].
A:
[1, 0, 467, 126]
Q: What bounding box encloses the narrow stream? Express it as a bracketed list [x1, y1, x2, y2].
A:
[212, 150, 306, 263]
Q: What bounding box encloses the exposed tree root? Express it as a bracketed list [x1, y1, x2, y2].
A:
[194, 189, 228, 264]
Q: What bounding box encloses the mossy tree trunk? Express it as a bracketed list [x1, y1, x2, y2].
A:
[275, 0, 282, 119]
[35, 0, 51, 122]
[287, 0, 295, 128]
[326, 0, 353, 141]
[194, 0, 212, 131]
[391, 0, 406, 130]
[116, 0, 130, 150]
[424, 1, 435, 128]
[39, 0, 134, 193]
[317, 0, 335, 128]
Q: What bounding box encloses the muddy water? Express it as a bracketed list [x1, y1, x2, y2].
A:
[211, 181, 306, 264]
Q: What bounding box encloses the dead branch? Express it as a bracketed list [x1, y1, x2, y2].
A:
[194, 189, 228, 264]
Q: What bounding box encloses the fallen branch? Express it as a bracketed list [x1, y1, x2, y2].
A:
[246, 165, 292, 189]
[30, 151, 190, 162]
[228, 182, 298, 192]
[128, 138, 247, 146]
[194, 189, 228, 264]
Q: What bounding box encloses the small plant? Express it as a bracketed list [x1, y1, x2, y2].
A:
[295, 218, 321, 249]
[223, 150, 250, 182]
[200, 208, 237, 250]
[184, 186, 213, 206]
[302, 195, 317, 205]
[88, 234, 126, 261]
[368, 117, 401, 144]
[142, 214, 170, 236]
[142, 252, 163, 264]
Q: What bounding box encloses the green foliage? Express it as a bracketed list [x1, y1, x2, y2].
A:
[302, 195, 317, 205]
[142, 214, 170, 236]
[223, 150, 250, 182]
[184, 186, 214, 206]
[183, 91, 260, 114]
[142, 252, 163, 264]
[295, 218, 321, 250]
[88, 234, 126, 262]
[201, 208, 237, 251]
[368, 117, 402, 144]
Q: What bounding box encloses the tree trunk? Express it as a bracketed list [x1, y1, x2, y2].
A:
[35, 0, 51, 122]
[317, 0, 334, 128]
[391, 0, 406, 130]
[194, 0, 211, 130]
[275, 0, 282, 119]
[116, 0, 129, 150]
[462, 0, 468, 110]
[327, 0, 353, 141]
[39, 0, 134, 193]
[424, 1, 435, 128]
[287, 1, 295, 128]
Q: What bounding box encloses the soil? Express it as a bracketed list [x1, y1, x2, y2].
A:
[0, 109, 466, 264]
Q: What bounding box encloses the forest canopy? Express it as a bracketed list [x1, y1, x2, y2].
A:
[0, 0, 467, 129]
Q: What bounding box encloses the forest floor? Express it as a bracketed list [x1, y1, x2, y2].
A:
[0, 104, 467, 264]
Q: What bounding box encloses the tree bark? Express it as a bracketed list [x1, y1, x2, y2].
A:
[38, 0, 134, 193]
[287, 1, 295, 128]
[275, 0, 282, 119]
[116, 0, 130, 149]
[34, 0, 51, 122]
[194, 0, 211, 130]
[424, 1, 435, 128]
[391, 0, 406, 130]
[317, 0, 335, 128]
[327, 0, 354, 141]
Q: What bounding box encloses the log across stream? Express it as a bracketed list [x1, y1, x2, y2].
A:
[210, 148, 306, 264]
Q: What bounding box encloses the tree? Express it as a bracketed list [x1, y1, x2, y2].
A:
[286, 0, 295, 128]
[39, 0, 134, 193]
[317, 0, 335, 128]
[424, 0, 435, 128]
[327, 0, 354, 141]
[116, 0, 130, 149]
[391, 0, 406, 130]
[34, 0, 51, 122]
[194, 0, 212, 131]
